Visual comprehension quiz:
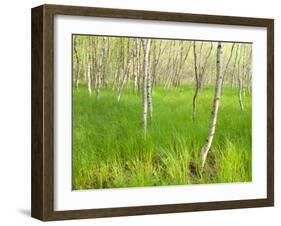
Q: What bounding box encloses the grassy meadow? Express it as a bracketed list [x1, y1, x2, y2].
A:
[72, 84, 252, 190]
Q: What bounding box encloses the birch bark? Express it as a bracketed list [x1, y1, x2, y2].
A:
[73, 36, 81, 90]
[147, 50, 153, 121]
[237, 45, 244, 111]
[231, 44, 239, 88]
[142, 39, 152, 134]
[87, 63, 91, 96]
[200, 42, 223, 171]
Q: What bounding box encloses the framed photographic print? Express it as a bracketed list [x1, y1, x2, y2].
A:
[31, 4, 274, 221]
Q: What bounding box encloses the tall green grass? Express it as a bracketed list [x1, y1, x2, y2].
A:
[72, 84, 252, 189]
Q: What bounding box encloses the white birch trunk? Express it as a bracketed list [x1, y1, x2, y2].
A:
[147, 69, 153, 121]
[117, 69, 127, 101]
[134, 44, 140, 94]
[237, 45, 244, 111]
[75, 65, 81, 90]
[73, 36, 81, 90]
[96, 72, 100, 100]
[238, 78, 244, 111]
[142, 39, 151, 135]
[200, 42, 223, 171]
[231, 44, 239, 88]
[147, 40, 153, 121]
[96, 39, 106, 101]
[134, 71, 138, 94]
[87, 63, 92, 96]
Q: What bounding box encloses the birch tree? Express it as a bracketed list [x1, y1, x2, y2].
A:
[73, 36, 81, 90]
[200, 42, 223, 171]
[95, 38, 107, 100]
[230, 44, 239, 88]
[82, 39, 87, 82]
[133, 39, 140, 94]
[237, 44, 244, 111]
[136, 40, 142, 93]
[142, 38, 152, 134]
[112, 39, 124, 92]
[86, 38, 92, 96]
[87, 64, 92, 96]
[221, 43, 235, 92]
[147, 41, 153, 121]
[117, 39, 133, 101]
[192, 41, 213, 121]
[245, 47, 252, 94]
[102, 37, 111, 87]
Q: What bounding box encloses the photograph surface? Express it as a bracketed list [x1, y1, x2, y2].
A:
[72, 35, 252, 190]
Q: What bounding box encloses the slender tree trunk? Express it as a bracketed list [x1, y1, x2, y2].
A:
[147, 63, 153, 121]
[164, 43, 173, 89]
[237, 45, 244, 111]
[200, 42, 223, 171]
[192, 42, 213, 121]
[238, 78, 244, 111]
[117, 40, 133, 101]
[151, 41, 157, 86]
[192, 41, 199, 121]
[96, 38, 106, 100]
[117, 61, 131, 101]
[134, 66, 139, 94]
[87, 63, 92, 96]
[246, 48, 252, 95]
[134, 66, 138, 94]
[75, 66, 81, 90]
[221, 43, 235, 92]
[192, 85, 199, 121]
[96, 72, 100, 100]
[90, 38, 96, 91]
[198, 43, 213, 91]
[133, 40, 140, 94]
[73, 36, 81, 90]
[142, 39, 152, 135]
[83, 40, 87, 81]
[231, 44, 239, 88]
[96, 44, 101, 101]
[137, 41, 142, 91]
[104, 38, 111, 87]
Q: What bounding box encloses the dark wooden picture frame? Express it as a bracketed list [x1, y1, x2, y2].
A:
[31, 4, 274, 221]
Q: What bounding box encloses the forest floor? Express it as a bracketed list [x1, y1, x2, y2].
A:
[72, 84, 252, 190]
